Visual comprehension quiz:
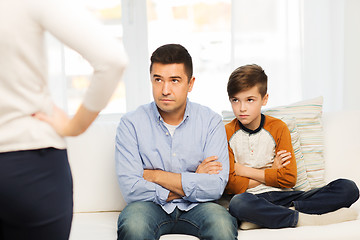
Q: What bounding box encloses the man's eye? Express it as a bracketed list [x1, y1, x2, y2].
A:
[155, 78, 161, 82]
[172, 79, 179, 83]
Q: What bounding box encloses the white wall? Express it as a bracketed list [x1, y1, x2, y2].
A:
[302, 0, 360, 111]
[344, 0, 360, 111]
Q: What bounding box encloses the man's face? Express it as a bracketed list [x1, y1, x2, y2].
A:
[230, 85, 268, 130]
[151, 63, 195, 121]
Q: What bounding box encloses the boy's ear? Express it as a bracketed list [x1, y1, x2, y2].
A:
[262, 93, 269, 106]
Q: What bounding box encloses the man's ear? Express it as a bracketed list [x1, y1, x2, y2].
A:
[188, 77, 195, 92]
[262, 93, 269, 106]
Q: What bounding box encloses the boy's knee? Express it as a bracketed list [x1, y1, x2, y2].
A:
[338, 179, 359, 205]
[229, 193, 256, 217]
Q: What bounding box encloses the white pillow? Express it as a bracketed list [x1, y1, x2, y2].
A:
[262, 96, 326, 189]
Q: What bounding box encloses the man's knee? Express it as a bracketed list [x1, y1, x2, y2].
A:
[117, 202, 159, 240]
[199, 203, 238, 240]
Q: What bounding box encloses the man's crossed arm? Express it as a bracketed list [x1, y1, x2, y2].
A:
[143, 156, 222, 202]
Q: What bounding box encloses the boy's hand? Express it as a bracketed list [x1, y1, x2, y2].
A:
[196, 156, 222, 174]
[272, 150, 291, 169]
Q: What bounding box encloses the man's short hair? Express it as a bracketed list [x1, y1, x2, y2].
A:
[150, 44, 193, 82]
[227, 64, 268, 98]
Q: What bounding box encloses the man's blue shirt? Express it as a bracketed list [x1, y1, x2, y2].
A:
[115, 100, 229, 214]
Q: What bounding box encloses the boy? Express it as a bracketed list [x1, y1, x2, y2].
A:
[225, 64, 359, 229]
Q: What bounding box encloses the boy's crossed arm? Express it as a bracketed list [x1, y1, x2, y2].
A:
[234, 150, 292, 188]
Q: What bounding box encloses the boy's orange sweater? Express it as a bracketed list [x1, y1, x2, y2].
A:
[225, 115, 297, 195]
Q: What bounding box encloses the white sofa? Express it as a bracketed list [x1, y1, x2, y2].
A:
[67, 110, 360, 240]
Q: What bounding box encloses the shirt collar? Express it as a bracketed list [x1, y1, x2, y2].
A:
[151, 98, 191, 124]
[238, 114, 265, 134]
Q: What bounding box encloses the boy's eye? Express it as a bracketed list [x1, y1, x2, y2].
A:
[248, 99, 254, 102]
[230, 98, 238, 103]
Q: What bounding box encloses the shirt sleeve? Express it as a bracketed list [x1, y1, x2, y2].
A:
[181, 114, 229, 202]
[32, 0, 128, 112]
[264, 121, 297, 188]
[115, 116, 169, 205]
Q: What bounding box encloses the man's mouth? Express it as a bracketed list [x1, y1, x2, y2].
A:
[160, 98, 174, 102]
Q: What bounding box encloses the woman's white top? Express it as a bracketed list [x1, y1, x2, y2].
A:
[0, 0, 128, 152]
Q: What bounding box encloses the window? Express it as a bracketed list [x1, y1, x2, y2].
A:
[49, 1, 350, 116]
[147, 0, 232, 114]
[232, 0, 302, 109]
[47, 0, 125, 115]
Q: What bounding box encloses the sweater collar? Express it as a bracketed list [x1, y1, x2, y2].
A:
[238, 114, 265, 134]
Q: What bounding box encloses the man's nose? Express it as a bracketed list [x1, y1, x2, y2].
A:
[162, 82, 171, 95]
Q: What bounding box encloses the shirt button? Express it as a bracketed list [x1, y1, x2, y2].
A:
[166, 132, 169, 136]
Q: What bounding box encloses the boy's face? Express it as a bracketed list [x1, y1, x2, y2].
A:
[151, 63, 195, 123]
[230, 85, 268, 130]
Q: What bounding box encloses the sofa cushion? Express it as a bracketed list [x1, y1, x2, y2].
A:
[69, 211, 360, 240]
[66, 120, 126, 213]
[262, 96, 326, 189]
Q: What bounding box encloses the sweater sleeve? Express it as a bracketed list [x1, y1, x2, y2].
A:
[264, 120, 297, 188]
[225, 143, 250, 194]
[33, 0, 128, 112]
[224, 120, 250, 194]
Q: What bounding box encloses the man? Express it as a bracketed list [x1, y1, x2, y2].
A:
[115, 44, 237, 240]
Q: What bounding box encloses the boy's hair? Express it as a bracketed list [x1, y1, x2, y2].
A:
[227, 64, 268, 98]
[150, 44, 193, 82]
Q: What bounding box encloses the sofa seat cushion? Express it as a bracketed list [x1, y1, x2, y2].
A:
[69, 212, 198, 240]
[70, 211, 360, 240]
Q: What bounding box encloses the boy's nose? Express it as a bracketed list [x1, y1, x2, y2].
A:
[239, 103, 246, 112]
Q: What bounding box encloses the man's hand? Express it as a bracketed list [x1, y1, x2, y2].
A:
[167, 191, 182, 202]
[143, 169, 159, 182]
[143, 169, 185, 197]
[195, 156, 222, 174]
[272, 150, 291, 169]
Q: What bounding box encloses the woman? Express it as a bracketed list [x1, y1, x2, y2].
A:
[0, 0, 127, 239]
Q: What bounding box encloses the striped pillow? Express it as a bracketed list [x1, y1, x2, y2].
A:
[262, 97, 326, 189]
[279, 118, 311, 191]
